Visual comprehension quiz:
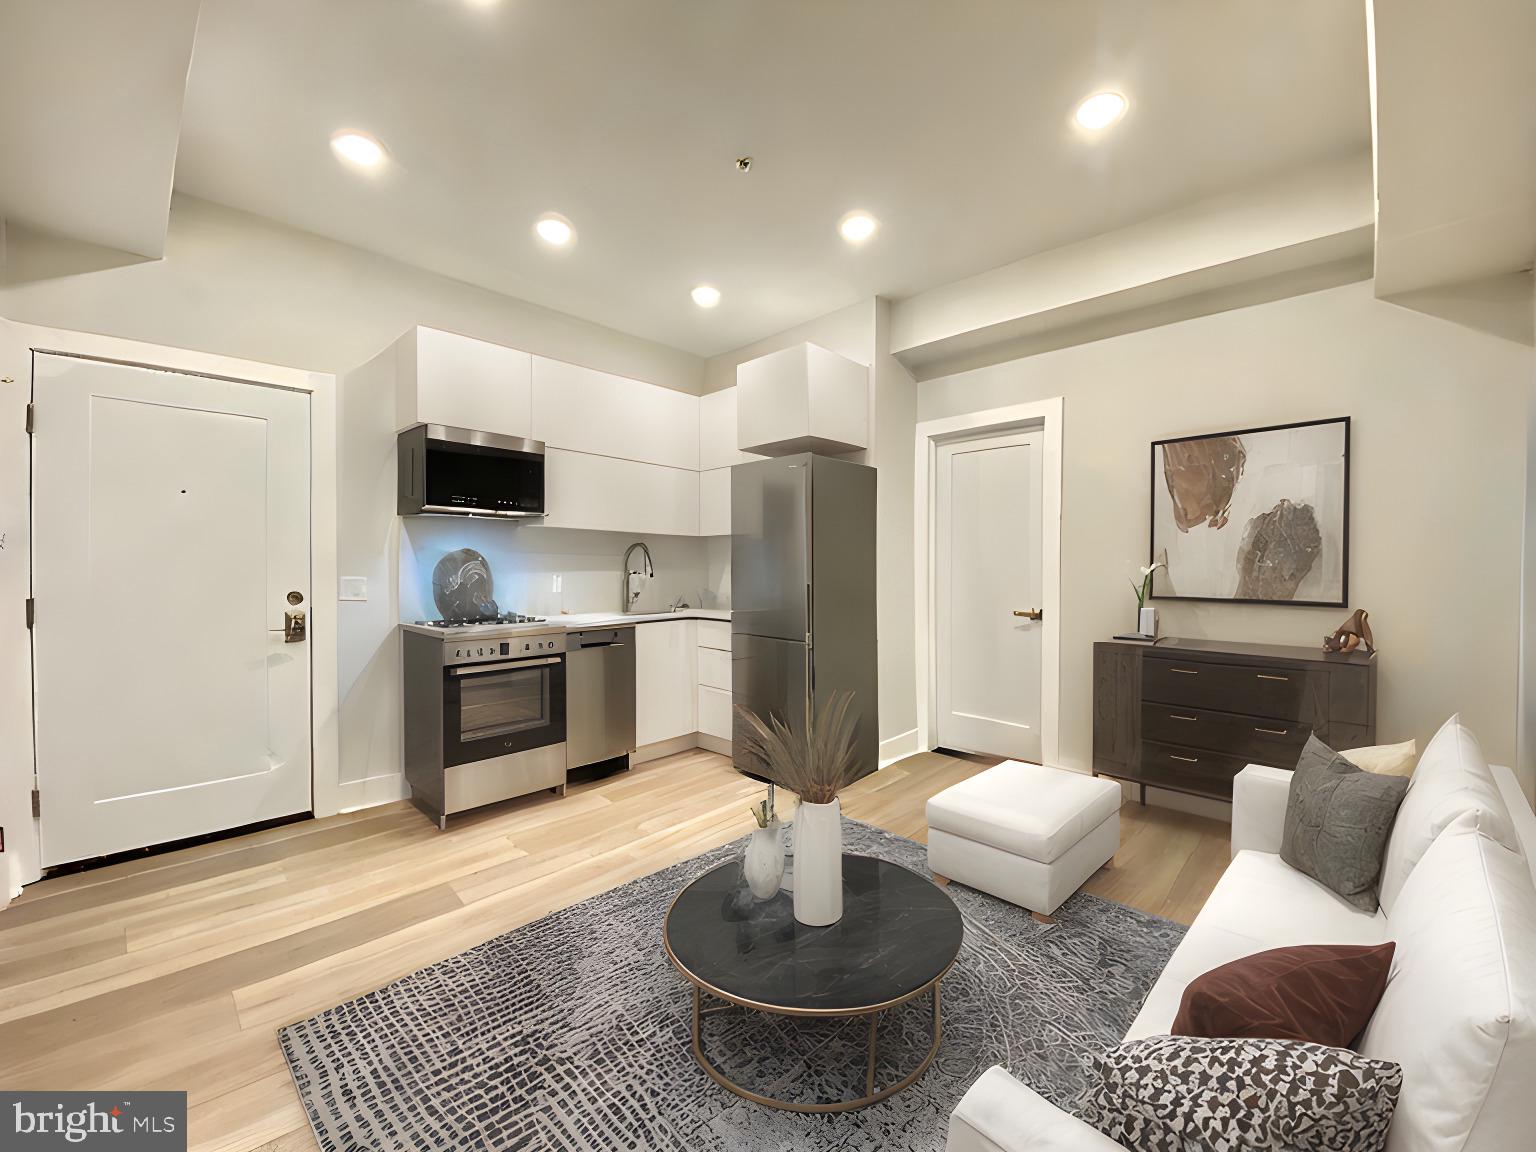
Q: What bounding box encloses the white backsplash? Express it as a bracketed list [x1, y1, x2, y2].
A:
[400, 518, 728, 621]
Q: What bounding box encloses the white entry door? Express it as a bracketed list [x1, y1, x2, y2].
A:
[32, 354, 312, 865]
[935, 429, 1043, 761]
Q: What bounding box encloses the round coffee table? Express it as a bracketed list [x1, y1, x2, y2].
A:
[662, 853, 963, 1112]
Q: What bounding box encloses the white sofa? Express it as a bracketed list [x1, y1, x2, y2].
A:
[946, 717, 1536, 1152]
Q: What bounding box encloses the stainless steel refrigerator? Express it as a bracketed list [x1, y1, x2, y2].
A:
[731, 453, 878, 784]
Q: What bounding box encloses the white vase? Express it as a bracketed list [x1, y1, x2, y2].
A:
[744, 821, 784, 900]
[793, 798, 843, 926]
[1139, 605, 1158, 637]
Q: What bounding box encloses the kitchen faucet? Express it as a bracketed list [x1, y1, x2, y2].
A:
[621, 541, 654, 613]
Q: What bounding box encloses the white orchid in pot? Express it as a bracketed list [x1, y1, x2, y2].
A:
[1130, 560, 1165, 637]
[735, 691, 862, 927]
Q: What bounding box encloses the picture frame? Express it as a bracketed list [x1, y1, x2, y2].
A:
[1149, 416, 1350, 607]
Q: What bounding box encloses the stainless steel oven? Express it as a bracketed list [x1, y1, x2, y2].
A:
[403, 626, 568, 828]
[443, 648, 566, 766]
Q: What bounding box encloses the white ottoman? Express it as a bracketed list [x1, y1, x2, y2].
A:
[926, 761, 1121, 918]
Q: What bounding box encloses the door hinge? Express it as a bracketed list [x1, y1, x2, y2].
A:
[31, 788, 40, 818]
[25, 402, 34, 434]
[25, 597, 34, 629]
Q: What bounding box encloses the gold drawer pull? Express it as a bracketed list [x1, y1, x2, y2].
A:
[1254, 727, 1288, 736]
[1169, 714, 1198, 722]
[1169, 754, 1200, 763]
[1169, 668, 1199, 675]
[1256, 674, 1289, 682]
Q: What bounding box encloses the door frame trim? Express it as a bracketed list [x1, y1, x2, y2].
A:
[914, 398, 1063, 765]
[2, 319, 341, 890]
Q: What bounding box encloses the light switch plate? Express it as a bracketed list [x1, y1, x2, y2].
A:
[339, 576, 368, 601]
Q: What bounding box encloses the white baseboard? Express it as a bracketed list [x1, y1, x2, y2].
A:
[332, 772, 410, 814]
[696, 732, 732, 757]
[631, 734, 705, 765]
[878, 728, 922, 768]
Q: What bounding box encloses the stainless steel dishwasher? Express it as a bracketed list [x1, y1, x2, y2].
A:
[565, 627, 636, 770]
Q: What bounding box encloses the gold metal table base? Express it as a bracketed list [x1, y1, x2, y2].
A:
[688, 979, 943, 1113]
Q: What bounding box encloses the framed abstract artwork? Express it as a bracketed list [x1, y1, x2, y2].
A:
[1150, 417, 1349, 606]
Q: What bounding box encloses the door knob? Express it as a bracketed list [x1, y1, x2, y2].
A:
[1013, 609, 1044, 621]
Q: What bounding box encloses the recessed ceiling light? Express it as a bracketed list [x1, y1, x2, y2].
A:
[691, 285, 721, 309]
[534, 213, 575, 247]
[838, 211, 879, 244]
[329, 129, 386, 169]
[1074, 91, 1128, 131]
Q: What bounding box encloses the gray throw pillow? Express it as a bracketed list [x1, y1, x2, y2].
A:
[1080, 1035, 1402, 1152]
[1281, 735, 1409, 910]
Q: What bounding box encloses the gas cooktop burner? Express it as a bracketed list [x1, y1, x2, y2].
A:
[416, 613, 547, 628]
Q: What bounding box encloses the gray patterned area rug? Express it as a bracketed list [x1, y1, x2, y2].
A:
[280, 819, 1184, 1151]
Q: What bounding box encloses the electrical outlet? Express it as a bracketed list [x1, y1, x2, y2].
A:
[552, 573, 563, 594]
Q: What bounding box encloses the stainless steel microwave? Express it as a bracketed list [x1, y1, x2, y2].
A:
[397, 424, 546, 518]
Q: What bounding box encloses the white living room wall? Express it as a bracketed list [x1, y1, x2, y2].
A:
[919, 279, 1533, 785]
[1520, 273, 1536, 805]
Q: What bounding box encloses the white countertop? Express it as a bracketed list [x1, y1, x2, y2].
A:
[549, 609, 731, 627]
[400, 609, 730, 639]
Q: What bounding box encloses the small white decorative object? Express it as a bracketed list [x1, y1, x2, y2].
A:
[744, 820, 784, 900]
[793, 798, 844, 926]
[1130, 561, 1165, 637]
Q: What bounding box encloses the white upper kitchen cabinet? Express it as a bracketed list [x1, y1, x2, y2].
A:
[532, 356, 699, 471]
[698, 388, 762, 470]
[395, 326, 532, 438]
[542, 448, 699, 536]
[736, 342, 868, 456]
[636, 619, 697, 746]
[698, 468, 730, 536]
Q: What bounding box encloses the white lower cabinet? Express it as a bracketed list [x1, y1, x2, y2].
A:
[698, 685, 732, 740]
[543, 448, 699, 536]
[697, 645, 731, 691]
[696, 621, 733, 742]
[635, 620, 697, 746]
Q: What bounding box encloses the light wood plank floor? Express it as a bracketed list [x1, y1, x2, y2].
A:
[0, 749, 1227, 1151]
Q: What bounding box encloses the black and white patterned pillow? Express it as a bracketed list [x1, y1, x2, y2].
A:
[1079, 1035, 1401, 1152]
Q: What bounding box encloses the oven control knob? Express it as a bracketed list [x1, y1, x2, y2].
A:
[454, 649, 462, 658]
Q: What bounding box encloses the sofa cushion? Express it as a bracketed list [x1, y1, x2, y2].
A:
[1081, 1036, 1402, 1152]
[1343, 739, 1418, 777]
[924, 761, 1121, 864]
[1172, 942, 1395, 1048]
[1360, 812, 1536, 1152]
[1126, 850, 1388, 1040]
[1281, 736, 1409, 911]
[1378, 714, 1519, 914]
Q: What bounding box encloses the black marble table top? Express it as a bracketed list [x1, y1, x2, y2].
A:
[663, 854, 964, 1013]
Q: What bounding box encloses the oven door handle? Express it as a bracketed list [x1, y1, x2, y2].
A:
[448, 656, 563, 676]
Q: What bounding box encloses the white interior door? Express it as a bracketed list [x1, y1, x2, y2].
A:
[935, 429, 1043, 761]
[32, 354, 312, 865]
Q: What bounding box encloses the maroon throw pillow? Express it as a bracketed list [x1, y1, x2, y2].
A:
[1172, 942, 1396, 1049]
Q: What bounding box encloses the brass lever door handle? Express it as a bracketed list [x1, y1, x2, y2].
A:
[1013, 609, 1044, 621]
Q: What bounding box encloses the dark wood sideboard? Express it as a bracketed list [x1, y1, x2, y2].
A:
[1092, 638, 1377, 804]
